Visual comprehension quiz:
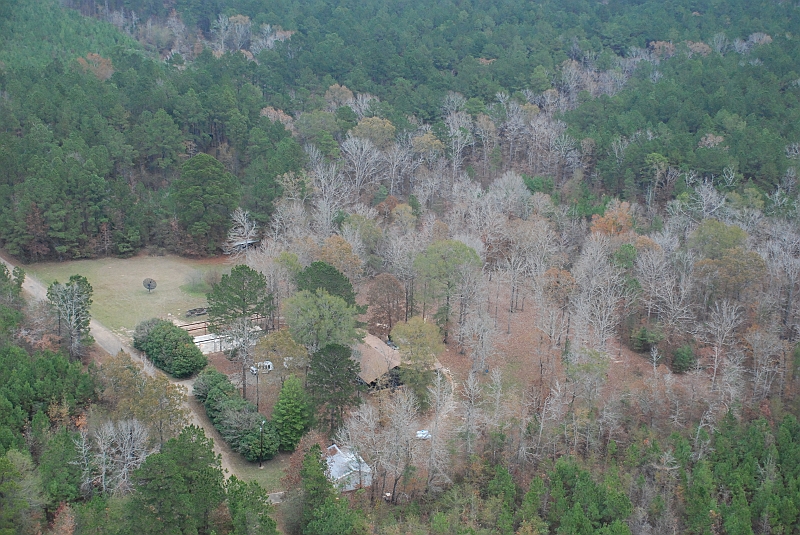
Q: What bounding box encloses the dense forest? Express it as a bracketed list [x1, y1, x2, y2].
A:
[2, 0, 800, 534]
[0, 0, 798, 259]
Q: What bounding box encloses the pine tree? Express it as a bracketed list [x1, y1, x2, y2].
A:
[129, 426, 225, 534]
[307, 344, 363, 432]
[272, 375, 313, 451]
[296, 261, 357, 307]
[226, 476, 279, 535]
[47, 274, 93, 358]
[300, 444, 336, 532]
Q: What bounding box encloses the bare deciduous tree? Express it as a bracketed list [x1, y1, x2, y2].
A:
[699, 299, 742, 388]
[341, 134, 383, 195]
[424, 371, 455, 493]
[269, 200, 309, 245]
[245, 240, 296, 329]
[229, 15, 251, 50]
[444, 111, 473, 183]
[459, 372, 483, 455]
[489, 172, 529, 215]
[474, 114, 498, 178]
[764, 224, 800, 334]
[499, 99, 527, 166]
[71, 430, 95, 498]
[223, 208, 259, 258]
[381, 230, 429, 320]
[309, 157, 351, 237]
[211, 14, 230, 54]
[335, 402, 383, 502]
[533, 380, 570, 461]
[571, 236, 629, 349]
[382, 137, 415, 195]
[746, 328, 783, 402]
[441, 91, 466, 116]
[93, 419, 153, 495]
[459, 309, 496, 371]
[381, 388, 420, 503]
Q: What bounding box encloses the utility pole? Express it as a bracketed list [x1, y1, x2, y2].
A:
[259, 420, 265, 469]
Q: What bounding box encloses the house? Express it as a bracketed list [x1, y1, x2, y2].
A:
[353, 333, 445, 388]
[353, 333, 402, 386]
[326, 444, 371, 491]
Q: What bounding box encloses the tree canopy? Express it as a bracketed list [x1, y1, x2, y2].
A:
[207, 264, 273, 329]
[296, 261, 357, 307]
[272, 375, 313, 451]
[173, 154, 240, 254]
[307, 344, 363, 433]
[284, 289, 362, 352]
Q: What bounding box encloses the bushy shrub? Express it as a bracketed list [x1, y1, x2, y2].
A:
[193, 367, 230, 402]
[132, 317, 161, 348]
[194, 369, 279, 461]
[672, 345, 696, 373]
[133, 319, 207, 378]
[630, 323, 664, 353]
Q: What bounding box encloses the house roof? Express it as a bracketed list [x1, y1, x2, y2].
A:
[355, 333, 402, 384]
[326, 444, 371, 481]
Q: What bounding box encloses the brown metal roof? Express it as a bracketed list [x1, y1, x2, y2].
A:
[355, 333, 402, 384]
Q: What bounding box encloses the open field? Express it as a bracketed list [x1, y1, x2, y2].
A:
[25, 253, 230, 335]
[23, 250, 289, 491]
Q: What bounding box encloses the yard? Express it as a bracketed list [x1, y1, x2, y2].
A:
[25, 253, 230, 337]
[186, 393, 288, 492]
[22, 251, 291, 493]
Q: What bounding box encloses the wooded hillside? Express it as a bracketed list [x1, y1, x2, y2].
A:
[0, 0, 798, 259]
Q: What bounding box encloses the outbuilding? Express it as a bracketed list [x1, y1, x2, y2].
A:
[326, 444, 371, 491]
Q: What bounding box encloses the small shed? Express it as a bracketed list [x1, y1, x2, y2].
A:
[229, 238, 260, 252]
[193, 333, 231, 354]
[326, 444, 371, 491]
[193, 326, 262, 355]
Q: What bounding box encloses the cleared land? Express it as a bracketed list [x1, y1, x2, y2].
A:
[9, 250, 289, 490]
[25, 253, 229, 335]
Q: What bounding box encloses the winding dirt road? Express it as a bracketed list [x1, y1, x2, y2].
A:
[0, 252, 238, 478]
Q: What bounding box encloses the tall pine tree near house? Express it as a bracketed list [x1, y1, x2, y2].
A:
[307, 344, 363, 433]
[272, 375, 313, 451]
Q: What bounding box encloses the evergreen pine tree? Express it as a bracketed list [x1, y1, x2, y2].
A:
[272, 375, 312, 451]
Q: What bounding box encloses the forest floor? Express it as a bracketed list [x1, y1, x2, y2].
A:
[434, 283, 659, 421]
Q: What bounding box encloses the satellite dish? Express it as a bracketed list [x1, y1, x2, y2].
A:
[143, 278, 157, 293]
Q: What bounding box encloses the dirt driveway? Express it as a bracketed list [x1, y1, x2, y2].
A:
[0, 251, 239, 478]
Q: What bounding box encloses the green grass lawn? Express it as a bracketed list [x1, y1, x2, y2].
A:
[228, 451, 290, 492]
[28, 252, 290, 490]
[187, 393, 288, 492]
[26, 254, 229, 333]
